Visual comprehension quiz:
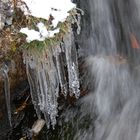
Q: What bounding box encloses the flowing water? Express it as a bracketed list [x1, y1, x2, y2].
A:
[69, 0, 140, 140]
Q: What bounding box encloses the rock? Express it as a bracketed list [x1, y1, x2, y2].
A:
[0, 0, 13, 30]
[31, 119, 45, 136]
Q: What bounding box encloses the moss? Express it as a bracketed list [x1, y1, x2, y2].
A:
[0, 5, 80, 56]
[17, 8, 78, 52]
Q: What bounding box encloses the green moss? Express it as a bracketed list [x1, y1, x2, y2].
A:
[1, 7, 79, 62]
[11, 7, 79, 53]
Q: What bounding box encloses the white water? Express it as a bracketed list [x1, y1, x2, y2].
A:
[79, 56, 140, 140]
[69, 0, 140, 139]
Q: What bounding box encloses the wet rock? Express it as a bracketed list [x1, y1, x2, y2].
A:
[0, 0, 13, 30]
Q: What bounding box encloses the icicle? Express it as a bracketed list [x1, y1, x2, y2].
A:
[1, 63, 12, 127]
[22, 28, 81, 128]
[44, 48, 59, 128]
[23, 51, 41, 118]
[23, 31, 80, 127]
[23, 46, 60, 128]
[64, 32, 80, 98]
[53, 45, 68, 97]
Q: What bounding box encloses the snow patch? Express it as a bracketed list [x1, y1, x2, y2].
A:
[19, 0, 76, 27]
[20, 22, 60, 42]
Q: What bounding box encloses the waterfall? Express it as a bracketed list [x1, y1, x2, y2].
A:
[70, 0, 140, 140]
[23, 31, 80, 128]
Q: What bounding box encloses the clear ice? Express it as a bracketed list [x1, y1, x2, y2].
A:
[1, 64, 12, 127]
[23, 31, 80, 128]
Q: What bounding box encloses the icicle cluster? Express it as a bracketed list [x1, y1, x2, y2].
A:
[64, 33, 80, 98]
[23, 31, 80, 128]
[1, 63, 12, 127]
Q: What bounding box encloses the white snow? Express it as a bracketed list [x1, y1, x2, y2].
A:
[49, 28, 60, 38]
[37, 22, 49, 38]
[20, 22, 60, 42]
[19, 0, 76, 27]
[19, 0, 75, 42]
[20, 28, 42, 42]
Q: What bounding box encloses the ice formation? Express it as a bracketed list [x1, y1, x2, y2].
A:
[1, 64, 12, 127]
[20, 0, 80, 128]
[64, 33, 80, 98]
[23, 31, 80, 128]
